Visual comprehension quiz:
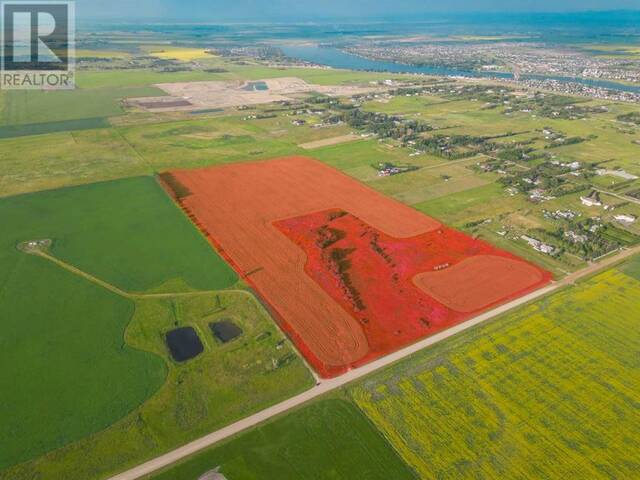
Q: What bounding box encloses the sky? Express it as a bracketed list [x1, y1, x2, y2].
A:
[78, 0, 640, 21]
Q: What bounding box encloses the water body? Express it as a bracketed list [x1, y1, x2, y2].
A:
[282, 45, 640, 94]
[243, 81, 269, 91]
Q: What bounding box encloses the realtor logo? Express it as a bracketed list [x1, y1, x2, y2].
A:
[1, 1, 75, 89]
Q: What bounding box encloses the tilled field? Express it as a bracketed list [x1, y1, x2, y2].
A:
[166, 156, 551, 377]
[277, 209, 550, 369]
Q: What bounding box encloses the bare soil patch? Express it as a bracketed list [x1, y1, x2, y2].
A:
[299, 134, 362, 150]
[128, 78, 383, 112]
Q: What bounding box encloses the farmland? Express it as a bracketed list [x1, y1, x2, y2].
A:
[0, 118, 110, 139]
[0, 85, 162, 125]
[0, 253, 165, 470]
[276, 208, 548, 363]
[0, 177, 313, 479]
[3, 37, 640, 480]
[147, 47, 214, 61]
[168, 156, 550, 377]
[0, 111, 352, 197]
[121, 254, 640, 480]
[148, 399, 416, 480]
[2, 176, 238, 292]
[352, 265, 640, 479]
[3, 290, 314, 480]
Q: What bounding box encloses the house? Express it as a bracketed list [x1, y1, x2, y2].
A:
[521, 235, 556, 255]
[596, 168, 639, 181]
[614, 214, 637, 225]
[565, 231, 588, 244]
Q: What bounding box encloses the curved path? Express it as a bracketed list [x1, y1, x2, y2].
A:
[107, 244, 640, 480]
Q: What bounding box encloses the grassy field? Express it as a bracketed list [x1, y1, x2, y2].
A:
[118, 115, 301, 171]
[3, 290, 314, 480]
[0, 177, 313, 479]
[371, 158, 493, 205]
[415, 182, 521, 225]
[621, 254, 640, 279]
[73, 69, 234, 89]
[312, 138, 426, 174]
[0, 117, 110, 139]
[0, 112, 354, 197]
[0, 253, 165, 470]
[0, 86, 162, 125]
[352, 264, 640, 479]
[0, 176, 236, 469]
[0, 128, 152, 197]
[2, 176, 238, 292]
[148, 399, 416, 480]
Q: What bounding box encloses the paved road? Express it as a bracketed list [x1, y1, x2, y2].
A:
[108, 245, 640, 480]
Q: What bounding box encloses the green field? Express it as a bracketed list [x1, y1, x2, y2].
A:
[118, 116, 300, 171]
[0, 113, 353, 197]
[2, 176, 238, 292]
[0, 176, 236, 469]
[621, 254, 640, 279]
[3, 290, 314, 480]
[352, 265, 640, 479]
[149, 400, 416, 480]
[0, 117, 110, 139]
[0, 177, 313, 479]
[0, 86, 162, 125]
[414, 182, 521, 225]
[0, 128, 151, 197]
[0, 254, 165, 470]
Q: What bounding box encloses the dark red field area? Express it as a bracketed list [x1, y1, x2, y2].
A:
[167, 156, 551, 377]
[276, 209, 551, 365]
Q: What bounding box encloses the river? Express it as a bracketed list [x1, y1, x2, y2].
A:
[281, 45, 640, 94]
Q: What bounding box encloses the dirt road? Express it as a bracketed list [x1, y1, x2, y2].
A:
[107, 245, 640, 480]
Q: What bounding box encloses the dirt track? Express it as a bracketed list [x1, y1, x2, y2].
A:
[107, 243, 640, 480]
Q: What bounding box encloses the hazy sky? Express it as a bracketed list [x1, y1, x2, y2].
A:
[78, 0, 640, 21]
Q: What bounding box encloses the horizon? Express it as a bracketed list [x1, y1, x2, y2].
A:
[76, 1, 640, 22]
[76, 10, 640, 34]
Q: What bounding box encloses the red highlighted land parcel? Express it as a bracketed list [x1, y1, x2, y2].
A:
[166, 156, 551, 377]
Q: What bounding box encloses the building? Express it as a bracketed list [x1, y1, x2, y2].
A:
[614, 214, 637, 225]
[565, 231, 588, 244]
[521, 235, 556, 255]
